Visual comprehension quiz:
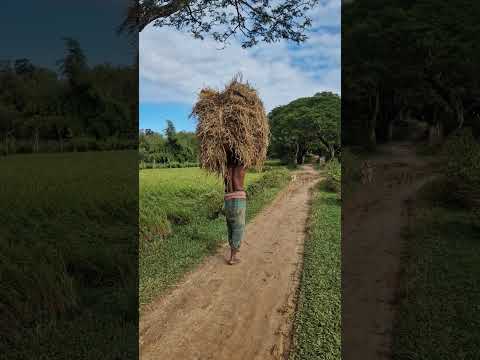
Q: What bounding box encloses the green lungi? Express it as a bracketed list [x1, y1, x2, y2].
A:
[224, 198, 246, 250]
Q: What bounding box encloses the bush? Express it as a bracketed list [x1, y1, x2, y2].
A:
[417, 178, 458, 207]
[246, 168, 290, 197]
[324, 159, 341, 194]
[442, 128, 480, 208]
[200, 190, 224, 219]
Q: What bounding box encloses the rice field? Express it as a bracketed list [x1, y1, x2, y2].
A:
[139, 168, 263, 240]
[0, 151, 138, 359]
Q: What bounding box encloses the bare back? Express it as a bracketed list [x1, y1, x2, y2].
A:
[225, 166, 246, 193]
[224, 149, 246, 193]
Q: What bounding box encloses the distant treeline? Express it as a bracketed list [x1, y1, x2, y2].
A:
[139, 121, 198, 167]
[140, 92, 341, 168]
[0, 38, 137, 155]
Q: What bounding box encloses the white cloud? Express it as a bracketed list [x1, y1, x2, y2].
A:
[139, 2, 340, 111]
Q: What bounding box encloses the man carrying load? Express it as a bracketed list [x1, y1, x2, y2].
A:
[191, 75, 269, 266]
[224, 149, 246, 265]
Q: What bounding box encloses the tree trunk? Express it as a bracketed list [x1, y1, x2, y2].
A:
[428, 107, 444, 145]
[437, 121, 444, 142]
[33, 128, 39, 153]
[328, 145, 335, 160]
[296, 146, 306, 165]
[367, 88, 380, 150]
[293, 143, 299, 165]
[388, 108, 405, 142]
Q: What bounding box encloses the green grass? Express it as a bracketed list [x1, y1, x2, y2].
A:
[392, 181, 480, 360]
[289, 180, 341, 360]
[139, 166, 290, 306]
[0, 151, 138, 359]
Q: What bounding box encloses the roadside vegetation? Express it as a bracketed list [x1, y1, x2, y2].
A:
[290, 163, 341, 360]
[392, 130, 480, 359]
[139, 166, 291, 305]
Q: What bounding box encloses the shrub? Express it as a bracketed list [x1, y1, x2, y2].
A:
[200, 190, 224, 219]
[246, 168, 290, 197]
[324, 159, 341, 194]
[442, 128, 480, 208]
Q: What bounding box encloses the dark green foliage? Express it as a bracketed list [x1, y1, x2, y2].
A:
[343, 0, 480, 148]
[324, 159, 341, 195]
[269, 92, 340, 164]
[139, 123, 199, 167]
[442, 129, 480, 208]
[393, 204, 480, 360]
[0, 39, 137, 156]
[246, 168, 290, 198]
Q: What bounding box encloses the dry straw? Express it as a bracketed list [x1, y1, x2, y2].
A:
[191, 75, 269, 178]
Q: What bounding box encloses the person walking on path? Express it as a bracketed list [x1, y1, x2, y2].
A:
[224, 149, 246, 265]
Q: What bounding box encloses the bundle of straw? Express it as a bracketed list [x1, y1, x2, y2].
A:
[191, 75, 269, 177]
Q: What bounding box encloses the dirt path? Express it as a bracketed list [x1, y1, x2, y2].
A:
[140, 165, 320, 360]
[342, 142, 439, 360]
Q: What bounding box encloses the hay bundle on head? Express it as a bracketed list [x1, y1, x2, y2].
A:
[191, 75, 269, 178]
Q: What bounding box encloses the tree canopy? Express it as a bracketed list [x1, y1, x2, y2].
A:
[269, 92, 340, 164]
[342, 0, 480, 148]
[122, 0, 322, 48]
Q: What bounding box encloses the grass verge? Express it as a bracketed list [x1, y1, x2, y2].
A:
[289, 180, 341, 360]
[139, 167, 291, 306]
[392, 181, 480, 360]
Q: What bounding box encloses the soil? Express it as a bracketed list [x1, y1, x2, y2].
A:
[140, 165, 320, 360]
[342, 142, 440, 360]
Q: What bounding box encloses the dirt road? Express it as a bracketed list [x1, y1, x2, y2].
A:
[140, 165, 319, 360]
[342, 142, 439, 359]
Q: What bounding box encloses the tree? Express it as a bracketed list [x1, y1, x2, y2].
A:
[14, 59, 34, 77]
[139, 126, 198, 164]
[57, 38, 88, 87]
[342, 0, 480, 149]
[120, 0, 321, 48]
[269, 92, 340, 164]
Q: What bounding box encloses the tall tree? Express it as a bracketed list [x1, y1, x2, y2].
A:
[57, 38, 88, 87]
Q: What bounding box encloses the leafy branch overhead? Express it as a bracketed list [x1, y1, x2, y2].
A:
[120, 0, 322, 47]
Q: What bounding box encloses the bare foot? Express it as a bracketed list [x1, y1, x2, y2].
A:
[227, 249, 241, 265]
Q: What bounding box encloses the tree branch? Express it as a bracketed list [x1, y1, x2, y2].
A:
[119, 0, 191, 34]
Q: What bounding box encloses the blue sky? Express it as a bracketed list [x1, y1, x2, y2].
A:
[139, 0, 341, 133]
